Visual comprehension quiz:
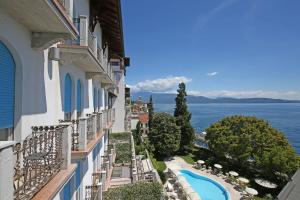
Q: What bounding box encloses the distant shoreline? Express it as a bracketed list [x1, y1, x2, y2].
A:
[131, 92, 300, 104]
[155, 102, 300, 104]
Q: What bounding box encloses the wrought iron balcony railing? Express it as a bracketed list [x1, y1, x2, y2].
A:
[86, 114, 96, 144]
[59, 119, 79, 151]
[96, 112, 102, 135]
[13, 125, 66, 200]
[85, 184, 102, 200]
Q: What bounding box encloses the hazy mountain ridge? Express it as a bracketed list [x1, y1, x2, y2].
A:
[131, 92, 300, 104]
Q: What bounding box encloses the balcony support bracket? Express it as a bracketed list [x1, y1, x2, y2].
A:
[31, 32, 70, 50]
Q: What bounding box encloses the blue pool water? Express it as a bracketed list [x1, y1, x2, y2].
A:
[180, 170, 230, 200]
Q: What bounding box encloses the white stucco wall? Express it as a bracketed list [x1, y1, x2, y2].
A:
[1, 5, 116, 200]
[74, 0, 90, 18]
[131, 118, 139, 131]
[112, 64, 126, 133]
[0, 9, 108, 141]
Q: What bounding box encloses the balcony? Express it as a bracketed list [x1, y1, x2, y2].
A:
[58, 17, 114, 84]
[13, 125, 72, 200]
[0, 0, 78, 49]
[85, 184, 102, 200]
[69, 112, 106, 158]
[102, 109, 115, 130]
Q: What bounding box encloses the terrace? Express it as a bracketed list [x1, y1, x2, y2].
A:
[65, 109, 115, 158]
[4, 124, 75, 200]
[58, 16, 115, 85]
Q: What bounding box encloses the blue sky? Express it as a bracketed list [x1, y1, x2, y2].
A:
[122, 0, 300, 99]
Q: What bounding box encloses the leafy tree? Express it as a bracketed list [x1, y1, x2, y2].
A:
[205, 115, 300, 181]
[147, 95, 154, 130]
[174, 82, 195, 152]
[149, 113, 181, 157]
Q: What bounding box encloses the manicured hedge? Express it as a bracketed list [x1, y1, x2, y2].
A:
[104, 181, 164, 200]
[115, 143, 131, 164]
[110, 132, 131, 142]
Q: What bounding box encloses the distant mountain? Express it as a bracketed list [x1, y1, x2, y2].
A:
[131, 92, 300, 104]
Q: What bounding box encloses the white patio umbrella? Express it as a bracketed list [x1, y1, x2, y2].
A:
[255, 178, 278, 189]
[237, 177, 250, 184]
[197, 160, 205, 165]
[214, 164, 223, 169]
[229, 171, 239, 177]
[245, 187, 258, 196]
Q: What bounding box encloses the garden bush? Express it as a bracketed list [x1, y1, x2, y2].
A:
[115, 143, 131, 164]
[104, 181, 164, 200]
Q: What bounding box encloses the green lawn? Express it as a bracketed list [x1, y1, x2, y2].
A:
[180, 153, 196, 165]
[150, 155, 166, 172]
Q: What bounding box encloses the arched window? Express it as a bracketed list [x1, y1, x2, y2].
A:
[93, 87, 97, 112]
[77, 80, 82, 117]
[0, 41, 15, 140]
[64, 74, 72, 120]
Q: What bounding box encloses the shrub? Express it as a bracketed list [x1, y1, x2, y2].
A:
[104, 181, 163, 200]
[115, 143, 131, 164]
[110, 132, 131, 142]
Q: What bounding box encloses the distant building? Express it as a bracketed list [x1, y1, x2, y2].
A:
[138, 113, 149, 136]
[131, 97, 149, 134]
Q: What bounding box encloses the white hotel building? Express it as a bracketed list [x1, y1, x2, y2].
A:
[0, 0, 129, 199]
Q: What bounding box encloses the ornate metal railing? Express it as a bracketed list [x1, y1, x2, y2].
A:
[96, 113, 102, 135]
[13, 125, 65, 200]
[87, 30, 96, 54]
[102, 110, 108, 129]
[97, 44, 103, 65]
[85, 184, 101, 200]
[59, 119, 79, 151]
[86, 114, 95, 144]
[92, 172, 102, 186]
[112, 108, 115, 122]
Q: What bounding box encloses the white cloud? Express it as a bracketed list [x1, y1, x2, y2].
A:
[207, 72, 218, 77]
[188, 90, 300, 100]
[128, 76, 191, 93]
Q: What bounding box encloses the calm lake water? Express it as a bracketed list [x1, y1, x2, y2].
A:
[154, 103, 300, 154]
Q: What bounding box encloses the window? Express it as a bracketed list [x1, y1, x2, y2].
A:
[111, 61, 119, 66]
[0, 41, 15, 140]
[64, 74, 72, 120]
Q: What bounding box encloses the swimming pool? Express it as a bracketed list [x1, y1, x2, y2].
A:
[179, 169, 230, 200]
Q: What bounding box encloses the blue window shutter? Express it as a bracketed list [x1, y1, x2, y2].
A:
[63, 180, 71, 200]
[77, 80, 81, 112]
[0, 42, 15, 129]
[76, 161, 81, 189]
[100, 89, 103, 107]
[93, 87, 97, 111]
[64, 74, 72, 113]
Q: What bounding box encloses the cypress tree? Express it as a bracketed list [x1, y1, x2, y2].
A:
[148, 95, 154, 130]
[174, 82, 195, 152]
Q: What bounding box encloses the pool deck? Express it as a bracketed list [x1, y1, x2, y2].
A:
[165, 157, 243, 200]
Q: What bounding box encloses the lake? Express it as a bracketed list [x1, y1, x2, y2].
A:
[154, 103, 300, 154]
